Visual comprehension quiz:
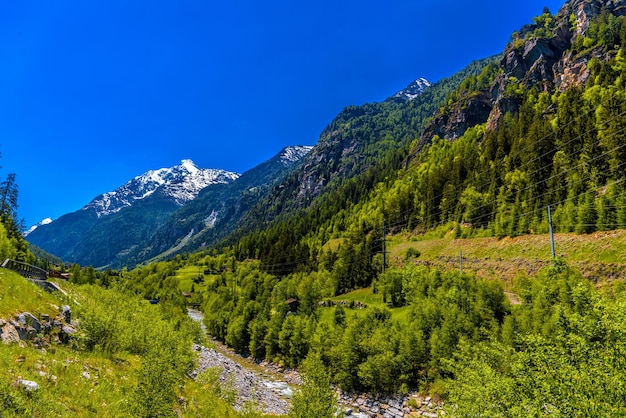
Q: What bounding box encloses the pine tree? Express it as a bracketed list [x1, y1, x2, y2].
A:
[0, 172, 28, 260]
[0, 173, 19, 233]
[576, 192, 597, 234]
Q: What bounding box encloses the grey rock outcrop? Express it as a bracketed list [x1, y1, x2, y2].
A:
[16, 378, 39, 391]
[17, 312, 41, 333]
[422, 0, 626, 144]
[1, 307, 77, 346]
[61, 305, 71, 324]
[0, 319, 20, 344]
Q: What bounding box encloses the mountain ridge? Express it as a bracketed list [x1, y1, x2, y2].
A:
[114, 145, 313, 268]
[83, 159, 239, 218]
[26, 147, 312, 268]
[419, 0, 626, 148]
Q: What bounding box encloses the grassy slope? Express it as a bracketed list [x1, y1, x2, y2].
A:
[0, 270, 140, 416]
[315, 230, 626, 313]
[389, 229, 626, 286]
[0, 270, 61, 318]
[0, 269, 241, 417]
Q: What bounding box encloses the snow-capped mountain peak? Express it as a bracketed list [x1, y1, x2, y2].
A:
[181, 159, 199, 173]
[393, 77, 432, 101]
[279, 146, 313, 166]
[84, 160, 240, 217]
[24, 217, 52, 237]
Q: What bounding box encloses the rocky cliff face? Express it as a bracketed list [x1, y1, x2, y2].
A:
[419, 91, 494, 145]
[421, 0, 626, 144]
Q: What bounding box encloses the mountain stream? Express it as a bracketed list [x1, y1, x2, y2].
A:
[187, 309, 296, 415]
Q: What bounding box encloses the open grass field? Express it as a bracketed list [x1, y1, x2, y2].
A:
[388, 229, 626, 285]
[174, 265, 223, 294]
[318, 287, 411, 324]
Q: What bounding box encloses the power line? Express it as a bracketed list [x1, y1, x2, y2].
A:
[232, 81, 626, 275]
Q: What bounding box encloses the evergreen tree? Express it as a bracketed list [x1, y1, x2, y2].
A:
[575, 192, 597, 234]
[0, 172, 28, 260]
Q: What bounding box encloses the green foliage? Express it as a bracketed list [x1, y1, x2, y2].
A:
[379, 269, 405, 307]
[123, 260, 187, 310]
[446, 62, 500, 105]
[445, 262, 626, 416]
[0, 222, 17, 262]
[0, 269, 60, 318]
[313, 268, 508, 393]
[133, 320, 196, 417]
[0, 166, 31, 262]
[0, 378, 33, 417]
[229, 56, 501, 281]
[289, 354, 336, 418]
[72, 284, 198, 416]
[343, 37, 626, 241]
[530, 9, 556, 39]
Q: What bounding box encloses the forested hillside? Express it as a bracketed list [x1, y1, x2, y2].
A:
[224, 56, 500, 280]
[232, 56, 499, 235]
[230, 0, 626, 280]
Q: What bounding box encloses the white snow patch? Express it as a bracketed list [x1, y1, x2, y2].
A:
[279, 146, 313, 165]
[24, 218, 54, 237]
[393, 77, 432, 101]
[204, 210, 219, 228]
[83, 160, 240, 217]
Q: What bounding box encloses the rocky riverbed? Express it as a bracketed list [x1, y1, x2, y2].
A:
[190, 344, 293, 415]
[187, 309, 444, 417]
[188, 309, 297, 415]
[336, 392, 443, 417]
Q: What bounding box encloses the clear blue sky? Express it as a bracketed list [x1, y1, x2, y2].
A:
[1, 0, 564, 227]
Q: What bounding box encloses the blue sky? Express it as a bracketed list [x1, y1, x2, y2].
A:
[1, 0, 565, 227]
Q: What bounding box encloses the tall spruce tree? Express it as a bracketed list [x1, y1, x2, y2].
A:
[0, 158, 28, 260]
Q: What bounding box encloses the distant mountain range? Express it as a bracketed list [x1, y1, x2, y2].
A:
[115, 145, 314, 267]
[26, 71, 448, 269]
[26, 54, 510, 270]
[26, 147, 311, 268]
[31, 7, 571, 271]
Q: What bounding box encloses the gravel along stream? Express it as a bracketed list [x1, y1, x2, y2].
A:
[187, 309, 296, 415]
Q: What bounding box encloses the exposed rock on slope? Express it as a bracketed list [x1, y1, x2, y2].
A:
[420, 0, 626, 144]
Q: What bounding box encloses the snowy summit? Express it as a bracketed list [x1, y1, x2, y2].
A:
[393, 78, 432, 101]
[84, 160, 240, 217]
[279, 146, 313, 166]
[24, 218, 52, 237]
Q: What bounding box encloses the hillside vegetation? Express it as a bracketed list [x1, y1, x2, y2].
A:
[166, 4, 626, 414]
[0, 268, 246, 417]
